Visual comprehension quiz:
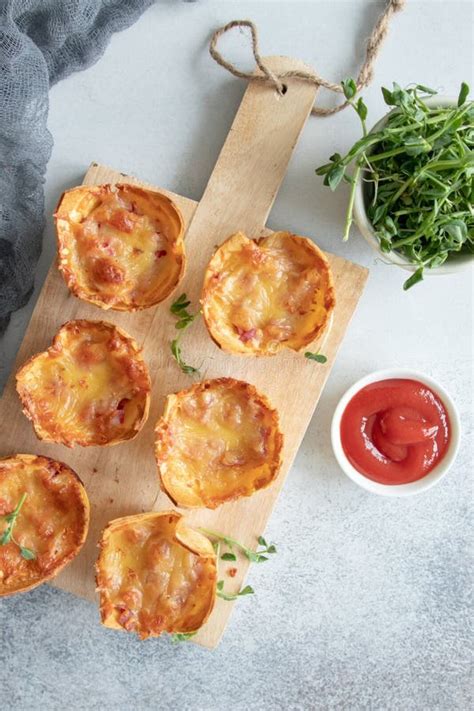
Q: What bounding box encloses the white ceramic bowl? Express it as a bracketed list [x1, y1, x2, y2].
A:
[353, 97, 472, 276]
[331, 368, 461, 496]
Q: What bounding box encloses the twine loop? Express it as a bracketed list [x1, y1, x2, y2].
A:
[209, 0, 406, 116]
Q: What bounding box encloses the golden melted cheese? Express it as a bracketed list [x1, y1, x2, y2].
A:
[155, 378, 283, 508]
[55, 184, 185, 311]
[202, 231, 335, 355]
[0, 454, 89, 596]
[96, 512, 216, 639]
[16, 320, 150, 447]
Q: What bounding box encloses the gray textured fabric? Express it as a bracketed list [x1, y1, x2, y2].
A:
[0, 0, 156, 333]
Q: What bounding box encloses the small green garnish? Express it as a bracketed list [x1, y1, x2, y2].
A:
[170, 293, 194, 326]
[402, 265, 424, 291]
[305, 351, 328, 364]
[0, 493, 36, 560]
[258, 536, 276, 554]
[169, 293, 201, 376]
[200, 528, 277, 563]
[170, 339, 200, 376]
[202, 530, 277, 601]
[216, 580, 254, 601]
[458, 82, 470, 108]
[170, 632, 197, 643]
[19, 547, 36, 560]
[316, 80, 474, 289]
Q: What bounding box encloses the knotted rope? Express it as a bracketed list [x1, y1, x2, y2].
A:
[209, 0, 406, 116]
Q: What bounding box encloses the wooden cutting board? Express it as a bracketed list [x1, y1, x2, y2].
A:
[0, 56, 368, 648]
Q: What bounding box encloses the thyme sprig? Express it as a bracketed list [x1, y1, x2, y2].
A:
[200, 528, 277, 563]
[169, 293, 201, 376]
[202, 530, 277, 601]
[0, 493, 36, 560]
[316, 80, 474, 289]
[216, 580, 254, 601]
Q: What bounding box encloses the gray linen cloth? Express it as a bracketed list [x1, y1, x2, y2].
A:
[0, 0, 156, 333]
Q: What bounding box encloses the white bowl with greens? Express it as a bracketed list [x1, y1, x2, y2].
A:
[317, 82, 474, 289]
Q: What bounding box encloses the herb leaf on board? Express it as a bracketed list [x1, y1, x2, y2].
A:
[169, 294, 201, 376]
[305, 351, 328, 364]
[200, 528, 277, 564]
[216, 581, 255, 601]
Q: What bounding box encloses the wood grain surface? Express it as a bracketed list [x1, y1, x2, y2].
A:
[0, 57, 368, 648]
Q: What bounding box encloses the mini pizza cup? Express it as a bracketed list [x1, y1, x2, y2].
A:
[16, 320, 151, 447]
[201, 231, 335, 356]
[155, 378, 283, 509]
[0, 454, 89, 597]
[96, 511, 217, 639]
[55, 183, 185, 311]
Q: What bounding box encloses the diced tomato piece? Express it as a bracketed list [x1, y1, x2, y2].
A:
[116, 398, 129, 424]
[236, 327, 257, 343]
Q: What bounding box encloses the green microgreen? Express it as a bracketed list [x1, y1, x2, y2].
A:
[169, 293, 201, 376]
[342, 78, 357, 100]
[458, 82, 470, 107]
[201, 530, 277, 601]
[216, 580, 255, 601]
[170, 632, 197, 643]
[316, 81, 474, 289]
[0, 493, 36, 560]
[200, 528, 277, 563]
[402, 266, 424, 291]
[304, 351, 328, 364]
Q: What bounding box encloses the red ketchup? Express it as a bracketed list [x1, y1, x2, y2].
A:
[340, 379, 450, 485]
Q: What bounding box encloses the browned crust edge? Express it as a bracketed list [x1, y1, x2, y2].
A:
[201, 231, 336, 356]
[95, 511, 217, 638]
[54, 183, 186, 312]
[0, 453, 90, 597]
[154, 377, 284, 509]
[15, 320, 151, 448]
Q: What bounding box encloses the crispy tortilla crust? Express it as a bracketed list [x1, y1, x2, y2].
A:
[155, 377, 284, 509]
[201, 231, 335, 355]
[55, 183, 185, 311]
[0, 454, 89, 597]
[96, 511, 216, 639]
[16, 320, 151, 447]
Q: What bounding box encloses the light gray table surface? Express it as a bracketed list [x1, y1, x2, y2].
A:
[1, 2, 472, 709]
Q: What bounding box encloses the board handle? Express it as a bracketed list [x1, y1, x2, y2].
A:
[179, 55, 319, 297]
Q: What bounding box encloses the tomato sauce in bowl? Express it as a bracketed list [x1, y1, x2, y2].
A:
[340, 378, 451, 485]
[332, 369, 461, 496]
